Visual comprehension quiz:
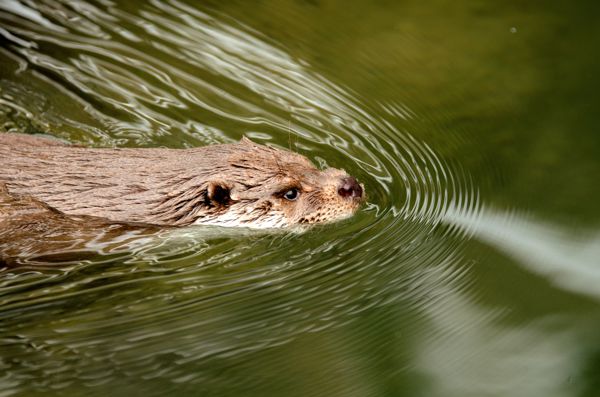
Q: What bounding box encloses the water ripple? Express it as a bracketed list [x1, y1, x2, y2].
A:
[0, 0, 484, 395]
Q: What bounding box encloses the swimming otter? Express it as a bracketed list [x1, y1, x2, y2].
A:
[0, 133, 364, 229]
[0, 183, 160, 265]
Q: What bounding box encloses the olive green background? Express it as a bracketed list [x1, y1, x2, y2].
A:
[1, 1, 599, 396]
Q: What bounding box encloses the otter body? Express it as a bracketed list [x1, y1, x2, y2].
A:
[0, 133, 364, 229]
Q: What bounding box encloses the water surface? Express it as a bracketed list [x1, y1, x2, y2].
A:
[1, 1, 600, 396]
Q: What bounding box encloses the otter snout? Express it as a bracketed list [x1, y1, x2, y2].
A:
[338, 176, 363, 199]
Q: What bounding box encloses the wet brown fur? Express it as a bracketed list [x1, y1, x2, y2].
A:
[0, 133, 362, 228]
[0, 183, 158, 266]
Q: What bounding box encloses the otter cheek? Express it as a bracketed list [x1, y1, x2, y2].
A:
[283, 201, 302, 225]
[285, 200, 310, 225]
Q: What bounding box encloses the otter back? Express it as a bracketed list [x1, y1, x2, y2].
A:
[0, 133, 364, 229]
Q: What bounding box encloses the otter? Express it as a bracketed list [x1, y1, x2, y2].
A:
[0, 133, 364, 230]
[0, 183, 161, 265]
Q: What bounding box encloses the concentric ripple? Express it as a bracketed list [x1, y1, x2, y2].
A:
[0, 1, 483, 396]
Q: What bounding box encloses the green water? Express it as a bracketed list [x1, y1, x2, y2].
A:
[1, 1, 600, 396]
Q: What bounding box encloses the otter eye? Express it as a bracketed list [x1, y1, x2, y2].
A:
[283, 188, 300, 201]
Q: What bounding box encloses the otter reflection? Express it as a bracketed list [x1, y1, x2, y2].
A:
[0, 184, 160, 266]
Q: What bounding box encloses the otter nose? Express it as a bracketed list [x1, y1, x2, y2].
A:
[338, 176, 363, 199]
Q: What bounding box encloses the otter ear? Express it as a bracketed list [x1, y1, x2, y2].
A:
[206, 181, 232, 206]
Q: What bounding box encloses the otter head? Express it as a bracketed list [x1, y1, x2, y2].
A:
[196, 138, 364, 229]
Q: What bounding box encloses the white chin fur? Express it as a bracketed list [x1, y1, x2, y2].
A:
[193, 211, 289, 229]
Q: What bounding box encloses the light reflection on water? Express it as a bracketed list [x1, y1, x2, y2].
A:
[1, 0, 599, 396]
[446, 207, 600, 300]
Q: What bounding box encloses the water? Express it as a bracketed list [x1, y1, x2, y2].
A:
[1, 1, 599, 396]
